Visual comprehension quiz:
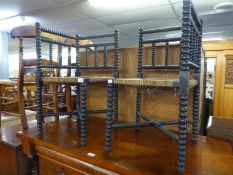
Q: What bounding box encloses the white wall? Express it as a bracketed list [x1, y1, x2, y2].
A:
[0, 32, 9, 79]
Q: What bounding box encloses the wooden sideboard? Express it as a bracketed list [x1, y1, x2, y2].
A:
[0, 121, 36, 175]
[17, 117, 233, 175]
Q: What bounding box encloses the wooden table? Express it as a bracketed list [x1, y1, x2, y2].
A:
[0, 120, 36, 175]
[0, 79, 35, 128]
[17, 117, 233, 175]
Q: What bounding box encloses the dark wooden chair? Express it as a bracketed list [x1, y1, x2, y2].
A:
[22, 58, 61, 115]
[0, 25, 84, 129]
[10, 25, 91, 122]
[104, 0, 203, 173]
[35, 23, 119, 146]
[0, 55, 58, 129]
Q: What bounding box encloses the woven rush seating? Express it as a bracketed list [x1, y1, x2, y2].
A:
[42, 76, 113, 84]
[114, 78, 198, 88]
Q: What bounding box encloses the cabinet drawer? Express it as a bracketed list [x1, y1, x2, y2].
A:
[36, 146, 118, 175]
[39, 156, 85, 175]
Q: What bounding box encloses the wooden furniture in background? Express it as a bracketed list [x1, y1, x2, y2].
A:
[0, 37, 35, 129]
[225, 56, 233, 85]
[0, 35, 60, 129]
[0, 120, 36, 175]
[17, 117, 233, 175]
[207, 116, 233, 142]
[21, 58, 62, 115]
[204, 40, 233, 118]
[7, 25, 91, 123]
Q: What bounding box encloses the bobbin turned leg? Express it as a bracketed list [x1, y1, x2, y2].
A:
[135, 27, 144, 130]
[75, 33, 81, 121]
[105, 81, 114, 151]
[177, 0, 191, 173]
[113, 84, 119, 124]
[192, 83, 200, 141]
[177, 71, 189, 173]
[192, 19, 202, 141]
[36, 22, 43, 135]
[113, 29, 119, 124]
[80, 81, 87, 146]
[36, 71, 43, 135]
[177, 94, 188, 173]
[135, 88, 141, 130]
[76, 84, 81, 120]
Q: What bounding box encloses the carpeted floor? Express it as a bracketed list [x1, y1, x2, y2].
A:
[1, 110, 69, 128]
[1, 110, 36, 128]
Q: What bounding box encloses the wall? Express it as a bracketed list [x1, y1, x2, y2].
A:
[204, 40, 233, 118]
[0, 32, 9, 79]
[80, 45, 196, 125]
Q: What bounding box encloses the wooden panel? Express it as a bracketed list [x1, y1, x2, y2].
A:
[222, 88, 233, 117]
[38, 146, 117, 175]
[78, 45, 194, 123]
[0, 121, 36, 175]
[39, 156, 86, 175]
[0, 144, 17, 175]
[214, 51, 225, 117]
[205, 44, 233, 118]
[203, 39, 233, 51]
[225, 56, 233, 84]
[0, 143, 32, 175]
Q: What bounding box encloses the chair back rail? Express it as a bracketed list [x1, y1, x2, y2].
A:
[136, 0, 202, 78]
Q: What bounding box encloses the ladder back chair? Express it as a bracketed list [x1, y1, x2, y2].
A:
[10, 25, 70, 122]
[104, 0, 202, 173]
[76, 30, 119, 146]
[0, 35, 36, 129]
[35, 23, 92, 137]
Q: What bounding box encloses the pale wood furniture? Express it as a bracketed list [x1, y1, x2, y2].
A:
[0, 32, 36, 129]
[7, 25, 92, 123]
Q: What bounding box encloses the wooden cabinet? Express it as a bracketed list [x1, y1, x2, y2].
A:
[0, 143, 20, 175]
[39, 157, 84, 175]
[17, 118, 233, 175]
[36, 146, 115, 175]
[0, 122, 36, 175]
